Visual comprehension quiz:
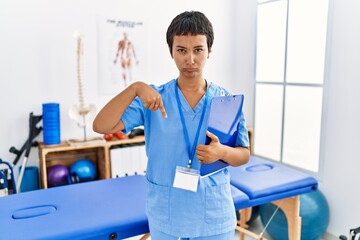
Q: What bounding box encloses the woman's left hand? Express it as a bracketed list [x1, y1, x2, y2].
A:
[196, 131, 224, 164]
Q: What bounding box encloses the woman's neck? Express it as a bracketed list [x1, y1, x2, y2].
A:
[177, 78, 207, 109]
[177, 78, 206, 92]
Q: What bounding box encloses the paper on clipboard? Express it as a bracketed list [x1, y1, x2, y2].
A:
[200, 94, 244, 177]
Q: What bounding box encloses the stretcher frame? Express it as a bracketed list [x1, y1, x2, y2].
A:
[230, 155, 317, 240]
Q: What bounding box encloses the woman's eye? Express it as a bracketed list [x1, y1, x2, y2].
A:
[177, 49, 186, 54]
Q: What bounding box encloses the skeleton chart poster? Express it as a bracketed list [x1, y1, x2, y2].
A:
[98, 17, 147, 95]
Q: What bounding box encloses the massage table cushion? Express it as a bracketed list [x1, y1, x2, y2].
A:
[0, 175, 148, 240]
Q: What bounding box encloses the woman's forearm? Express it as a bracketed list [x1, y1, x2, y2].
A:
[92, 82, 138, 134]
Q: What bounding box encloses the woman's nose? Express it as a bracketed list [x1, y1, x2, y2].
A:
[186, 53, 195, 64]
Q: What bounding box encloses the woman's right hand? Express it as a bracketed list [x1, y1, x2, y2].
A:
[134, 82, 168, 118]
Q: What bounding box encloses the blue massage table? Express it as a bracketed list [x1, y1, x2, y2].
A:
[229, 156, 318, 240]
[0, 175, 149, 240]
[0, 156, 317, 240]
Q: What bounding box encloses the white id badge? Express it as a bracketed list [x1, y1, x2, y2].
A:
[173, 166, 200, 192]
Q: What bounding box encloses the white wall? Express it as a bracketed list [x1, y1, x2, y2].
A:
[0, 0, 359, 238]
[320, 0, 360, 236]
[234, 1, 257, 126]
[0, 0, 239, 164]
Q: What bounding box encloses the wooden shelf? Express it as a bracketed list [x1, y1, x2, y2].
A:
[38, 136, 145, 189]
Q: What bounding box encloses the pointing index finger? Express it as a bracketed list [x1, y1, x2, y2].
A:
[159, 100, 168, 118]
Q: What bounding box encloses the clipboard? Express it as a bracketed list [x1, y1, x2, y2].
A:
[200, 94, 244, 177]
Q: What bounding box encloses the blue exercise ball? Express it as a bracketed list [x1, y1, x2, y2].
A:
[70, 159, 97, 183]
[259, 190, 330, 240]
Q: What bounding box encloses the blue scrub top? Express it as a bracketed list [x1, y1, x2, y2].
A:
[121, 79, 249, 238]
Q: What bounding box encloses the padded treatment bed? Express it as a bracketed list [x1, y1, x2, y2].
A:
[0, 174, 248, 240]
[0, 156, 317, 240]
[229, 155, 318, 240]
[0, 175, 149, 240]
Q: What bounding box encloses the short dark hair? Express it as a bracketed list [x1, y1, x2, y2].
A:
[166, 11, 214, 55]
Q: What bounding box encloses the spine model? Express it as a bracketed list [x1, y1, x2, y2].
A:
[76, 33, 86, 114]
[69, 32, 97, 141]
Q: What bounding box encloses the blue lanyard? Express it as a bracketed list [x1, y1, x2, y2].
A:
[175, 79, 208, 169]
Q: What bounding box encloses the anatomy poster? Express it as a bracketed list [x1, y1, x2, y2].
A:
[98, 17, 147, 95]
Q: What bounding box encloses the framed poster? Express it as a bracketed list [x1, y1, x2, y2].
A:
[98, 17, 147, 95]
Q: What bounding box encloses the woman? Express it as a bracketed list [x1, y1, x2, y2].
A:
[93, 10, 250, 240]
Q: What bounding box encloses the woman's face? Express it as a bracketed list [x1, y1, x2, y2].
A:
[171, 34, 210, 79]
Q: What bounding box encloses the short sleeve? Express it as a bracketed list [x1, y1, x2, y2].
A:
[121, 97, 145, 133]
